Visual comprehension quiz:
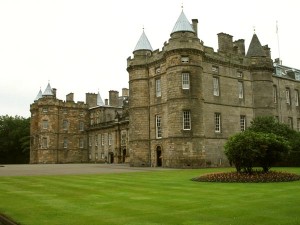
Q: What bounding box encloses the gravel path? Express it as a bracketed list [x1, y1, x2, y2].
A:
[0, 163, 174, 177]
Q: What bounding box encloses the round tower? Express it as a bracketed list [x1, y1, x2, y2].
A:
[127, 30, 153, 166]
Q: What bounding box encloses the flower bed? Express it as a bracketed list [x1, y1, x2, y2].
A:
[191, 171, 300, 183]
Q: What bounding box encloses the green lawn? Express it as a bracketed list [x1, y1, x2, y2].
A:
[1, 167, 300, 225]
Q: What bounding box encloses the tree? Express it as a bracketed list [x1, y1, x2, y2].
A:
[248, 116, 300, 166]
[0, 115, 30, 164]
[224, 130, 290, 173]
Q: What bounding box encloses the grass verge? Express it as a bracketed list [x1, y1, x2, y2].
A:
[0, 167, 300, 225]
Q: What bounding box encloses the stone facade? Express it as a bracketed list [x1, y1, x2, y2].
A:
[30, 10, 300, 168]
[126, 11, 300, 168]
[30, 88, 129, 164]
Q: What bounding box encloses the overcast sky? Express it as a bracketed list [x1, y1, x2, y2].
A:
[1, 0, 299, 118]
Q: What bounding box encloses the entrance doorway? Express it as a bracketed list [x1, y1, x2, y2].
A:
[122, 149, 126, 163]
[156, 146, 162, 167]
[109, 152, 114, 164]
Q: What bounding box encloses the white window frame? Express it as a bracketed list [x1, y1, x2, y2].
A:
[156, 79, 161, 97]
[183, 111, 191, 130]
[240, 115, 246, 131]
[79, 138, 84, 148]
[238, 81, 244, 99]
[101, 134, 105, 146]
[108, 133, 112, 146]
[63, 137, 68, 149]
[182, 73, 190, 90]
[42, 137, 48, 148]
[63, 120, 68, 130]
[156, 115, 162, 138]
[286, 88, 291, 104]
[215, 113, 221, 133]
[295, 90, 299, 106]
[273, 85, 277, 103]
[42, 120, 48, 129]
[79, 121, 84, 131]
[213, 77, 219, 96]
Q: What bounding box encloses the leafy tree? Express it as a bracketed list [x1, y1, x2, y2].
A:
[224, 130, 290, 173]
[0, 115, 30, 164]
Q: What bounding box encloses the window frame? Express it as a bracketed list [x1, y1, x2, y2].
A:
[182, 73, 190, 90]
[286, 88, 291, 105]
[156, 79, 161, 97]
[215, 113, 221, 133]
[240, 115, 246, 131]
[156, 115, 162, 138]
[238, 81, 244, 99]
[213, 77, 220, 96]
[183, 111, 191, 130]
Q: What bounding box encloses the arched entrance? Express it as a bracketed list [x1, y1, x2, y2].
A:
[156, 146, 162, 167]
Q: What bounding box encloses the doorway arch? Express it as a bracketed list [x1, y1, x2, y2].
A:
[156, 146, 162, 167]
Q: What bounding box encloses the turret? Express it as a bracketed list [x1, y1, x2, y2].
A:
[247, 33, 274, 117]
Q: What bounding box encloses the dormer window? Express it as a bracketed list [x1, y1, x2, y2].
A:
[181, 56, 189, 63]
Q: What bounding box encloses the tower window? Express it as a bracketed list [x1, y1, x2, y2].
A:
[240, 115, 246, 131]
[213, 77, 219, 96]
[42, 120, 48, 129]
[238, 81, 244, 99]
[183, 111, 191, 130]
[273, 85, 277, 103]
[156, 115, 162, 138]
[181, 56, 189, 63]
[156, 79, 161, 97]
[295, 90, 299, 106]
[286, 88, 291, 105]
[212, 66, 219, 73]
[215, 113, 221, 133]
[63, 137, 68, 148]
[182, 73, 190, 89]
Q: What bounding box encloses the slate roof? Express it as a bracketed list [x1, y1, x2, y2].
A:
[42, 82, 53, 96]
[246, 33, 266, 57]
[171, 10, 195, 34]
[97, 91, 104, 106]
[35, 89, 43, 101]
[133, 30, 153, 52]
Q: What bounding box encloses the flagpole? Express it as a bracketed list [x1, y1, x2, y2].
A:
[276, 20, 281, 63]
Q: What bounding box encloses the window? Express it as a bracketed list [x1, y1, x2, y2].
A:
[237, 71, 243, 78]
[295, 90, 299, 106]
[215, 113, 221, 133]
[79, 121, 84, 131]
[63, 120, 68, 130]
[63, 137, 68, 148]
[95, 135, 98, 146]
[79, 138, 84, 148]
[101, 134, 105, 146]
[156, 115, 162, 138]
[156, 79, 161, 97]
[240, 115, 246, 131]
[213, 77, 219, 96]
[42, 120, 48, 129]
[42, 107, 48, 113]
[288, 117, 293, 129]
[108, 133, 112, 146]
[273, 85, 277, 103]
[212, 66, 219, 73]
[181, 56, 189, 63]
[286, 88, 291, 104]
[89, 136, 92, 147]
[297, 119, 300, 132]
[183, 111, 191, 130]
[42, 137, 47, 148]
[238, 81, 244, 99]
[182, 73, 190, 89]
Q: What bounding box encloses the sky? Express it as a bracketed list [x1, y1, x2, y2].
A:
[1, 0, 300, 118]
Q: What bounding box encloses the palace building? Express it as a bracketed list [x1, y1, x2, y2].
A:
[30, 10, 300, 167]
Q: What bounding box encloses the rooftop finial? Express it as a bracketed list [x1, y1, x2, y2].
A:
[181, 1, 183, 10]
[253, 26, 256, 34]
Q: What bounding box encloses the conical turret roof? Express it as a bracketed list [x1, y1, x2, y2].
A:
[97, 91, 104, 106]
[171, 10, 195, 35]
[133, 30, 153, 53]
[34, 88, 43, 101]
[246, 33, 266, 57]
[42, 82, 53, 96]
